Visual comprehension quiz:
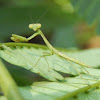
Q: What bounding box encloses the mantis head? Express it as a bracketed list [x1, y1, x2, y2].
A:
[29, 23, 41, 31]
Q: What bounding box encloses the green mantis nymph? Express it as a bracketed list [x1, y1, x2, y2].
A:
[11, 23, 91, 69]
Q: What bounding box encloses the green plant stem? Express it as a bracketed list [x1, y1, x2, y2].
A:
[37, 29, 91, 68]
[57, 81, 100, 100]
[0, 59, 24, 100]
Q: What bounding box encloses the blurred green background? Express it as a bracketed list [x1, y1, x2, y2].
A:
[0, 0, 100, 49]
[0, 0, 100, 86]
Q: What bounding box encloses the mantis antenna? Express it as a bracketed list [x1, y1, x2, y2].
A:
[36, 9, 48, 23]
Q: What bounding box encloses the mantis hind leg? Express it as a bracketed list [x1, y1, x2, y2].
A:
[67, 60, 91, 86]
[80, 64, 99, 81]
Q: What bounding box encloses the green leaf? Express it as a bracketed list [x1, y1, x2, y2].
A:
[0, 59, 24, 100]
[1, 76, 100, 100]
[0, 43, 100, 81]
[0, 43, 100, 100]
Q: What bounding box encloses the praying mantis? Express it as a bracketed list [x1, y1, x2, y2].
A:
[11, 23, 91, 69]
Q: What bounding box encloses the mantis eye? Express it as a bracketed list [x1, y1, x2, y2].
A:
[37, 24, 41, 28]
[29, 24, 34, 29]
